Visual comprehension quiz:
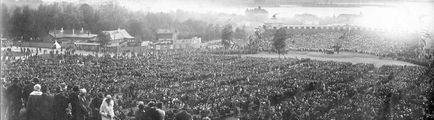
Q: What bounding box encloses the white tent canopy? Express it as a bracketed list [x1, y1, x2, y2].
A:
[52, 41, 61, 49]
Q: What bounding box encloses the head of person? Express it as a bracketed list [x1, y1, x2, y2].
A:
[12, 78, 19, 84]
[147, 101, 156, 108]
[34, 84, 41, 92]
[156, 102, 163, 109]
[79, 88, 86, 95]
[73, 85, 80, 93]
[137, 101, 144, 107]
[32, 78, 40, 84]
[138, 104, 145, 110]
[41, 86, 49, 93]
[105, 95, 112, 103]
[59, 82, 67, 91]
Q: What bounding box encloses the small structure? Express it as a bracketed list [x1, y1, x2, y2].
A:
[156, 29, 178, 41]
[52, 41, 61, 49]
[173, 37, 202, 49]
[102, 28, 135, 47]
[153, 40, 173, 50]
[48, 28, 97, 48]
[101, 28, 135, 52]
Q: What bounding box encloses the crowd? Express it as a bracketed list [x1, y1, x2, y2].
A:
[253, 29, 427, 60]
[1, 50, 432, 120]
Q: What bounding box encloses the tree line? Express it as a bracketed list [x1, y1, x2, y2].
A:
[0, 2, 249, 42]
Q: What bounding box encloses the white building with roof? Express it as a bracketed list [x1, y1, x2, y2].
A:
[101, 28, 135, 47]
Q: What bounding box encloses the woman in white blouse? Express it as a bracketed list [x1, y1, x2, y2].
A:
[100, 95, 115, 120]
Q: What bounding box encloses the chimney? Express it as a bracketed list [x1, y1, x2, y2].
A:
[72, 28, 75, 35]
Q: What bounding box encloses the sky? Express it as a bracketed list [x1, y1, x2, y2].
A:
[37, 0, 434, 32]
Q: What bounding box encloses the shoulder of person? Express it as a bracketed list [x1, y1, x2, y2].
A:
[30, 91, 43, 96]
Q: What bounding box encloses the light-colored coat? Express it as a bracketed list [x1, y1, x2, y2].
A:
[99, 98, 115, 120]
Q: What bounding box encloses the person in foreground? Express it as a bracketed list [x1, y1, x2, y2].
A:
[100, 95, 115, 120]
[26, 84, 43, 120]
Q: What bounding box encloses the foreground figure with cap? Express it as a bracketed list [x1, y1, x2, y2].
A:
[26, 84, 43, 120]
[100, 95, 115, 120]
[71, 87, 89, 120]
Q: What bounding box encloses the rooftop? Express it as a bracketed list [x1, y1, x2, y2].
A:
[49, 28, 97, 39]
[102, 29, 134, 40]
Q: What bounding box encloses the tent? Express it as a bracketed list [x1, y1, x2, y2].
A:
[52, 41, 61, 49]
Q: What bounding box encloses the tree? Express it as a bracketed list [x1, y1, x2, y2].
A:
[98, 32, 110, 47]
[272, 28, 287, 57]
[1, 4, 10, 36]
[127, 19, 144, 41]
[79, 4, 96, 30]
[234, 27, 247, 40]
[221, 24, 233, 49]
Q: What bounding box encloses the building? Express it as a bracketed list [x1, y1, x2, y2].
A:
[102, 28, 135, 47]
[156, 29, 178, 41]
[48, 28, 97, 48]
[153, 40, 173, 50]
[173, 37, 202, 49]
[101, 28, 135, 52]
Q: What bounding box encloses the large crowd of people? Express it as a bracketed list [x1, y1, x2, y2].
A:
[252, 28, 428, 61]
[1, 49, 432, 120]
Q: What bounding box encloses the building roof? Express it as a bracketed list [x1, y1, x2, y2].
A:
[49, 29, 97, 39]
[74, 42, 101, 46]
[102, 29, 134, 40]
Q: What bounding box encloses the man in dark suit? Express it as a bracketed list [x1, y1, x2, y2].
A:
[40, 86, 54, 120]
[54, 83, 70, 120]
[6, 78, 23, 120]
[174, 108, 193, 120]
[70, 87, 89, 120]
[89, 93, 103, 120]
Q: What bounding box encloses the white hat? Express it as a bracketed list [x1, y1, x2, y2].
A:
[137, 101, 144, 105]
[106, 95, 112, 99]
[34, 84, 41, 91]
[80, 88, 87, 94]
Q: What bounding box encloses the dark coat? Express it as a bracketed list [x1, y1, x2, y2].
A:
[54, 91, 70, 120]
[135, 109, 146, 120]
[70, 93, 89, 120]
[6, 84, 23, 106]
[26, 91, 43, 120]
[22, 83, 35, 104]
[6, 84, 23, 120]
[89, 97, 102, 120]
[144, 108, 164, 120]
[174, 110, 193, 120]
[40, 93, 55, 120]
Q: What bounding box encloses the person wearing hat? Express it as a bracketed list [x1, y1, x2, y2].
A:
[54, 82, 70, 120]
[26, 84, 43, 120]
[100, 95, 115, 120]
[90, 93, 103, 120]
[6, 78, 23, 120]
[71, 87, 89, 120]
[23, 78, 40, 105]
[143, 101, 164, 120]
[135, 104, 146, 120]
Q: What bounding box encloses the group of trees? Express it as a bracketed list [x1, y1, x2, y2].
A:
[1, 2, 250, 42]
[1, 2, 289, 54]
